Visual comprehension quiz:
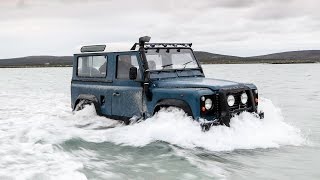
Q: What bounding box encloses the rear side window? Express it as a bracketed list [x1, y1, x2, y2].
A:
[116, 55, 141, 79]
[77, 56, 107, 78]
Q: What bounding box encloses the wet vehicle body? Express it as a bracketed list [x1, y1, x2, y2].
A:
[71, 36, 264, 129]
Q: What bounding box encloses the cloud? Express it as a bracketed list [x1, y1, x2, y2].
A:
[210, 0, 257, 8]
[0, 0, 319, 58]
[247, 0, 320, 20]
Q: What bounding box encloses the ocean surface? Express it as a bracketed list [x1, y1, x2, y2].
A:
[0, 64, 319, 180]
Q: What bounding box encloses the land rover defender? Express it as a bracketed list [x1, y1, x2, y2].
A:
[71, 36, 264, 130]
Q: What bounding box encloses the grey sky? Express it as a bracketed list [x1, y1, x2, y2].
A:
[0, 0, 319, 58]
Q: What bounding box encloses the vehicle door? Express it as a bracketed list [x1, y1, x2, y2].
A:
[111, 52, 143, 118]
[73, 54, 113, 115]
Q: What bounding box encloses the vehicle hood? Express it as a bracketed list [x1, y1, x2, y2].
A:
[152, 77, 251, 91]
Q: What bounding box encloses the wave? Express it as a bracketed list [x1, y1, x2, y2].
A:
[72, 98, 306, 151]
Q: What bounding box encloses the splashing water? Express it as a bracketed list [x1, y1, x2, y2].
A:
[0, 96, 306, 179]
[74, 98, 305, 151]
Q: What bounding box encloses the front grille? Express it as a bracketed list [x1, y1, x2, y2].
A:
[214, 94, 220, 113]
[214, 94, 220, 116]
[228, 91, 249, 112]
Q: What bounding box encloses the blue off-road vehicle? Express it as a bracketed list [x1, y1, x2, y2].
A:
[71, 36, 264, 130]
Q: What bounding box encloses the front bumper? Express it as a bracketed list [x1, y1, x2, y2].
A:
[200, 111, 264, 131]
[199, 86, 263, 130]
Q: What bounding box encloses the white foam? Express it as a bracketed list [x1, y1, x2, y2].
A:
[71, 98, 306, 151]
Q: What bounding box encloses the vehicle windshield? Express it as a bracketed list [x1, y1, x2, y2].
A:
[145, 49, 199, 71]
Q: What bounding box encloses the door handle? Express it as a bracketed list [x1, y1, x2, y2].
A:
[113, 92, 120, 96]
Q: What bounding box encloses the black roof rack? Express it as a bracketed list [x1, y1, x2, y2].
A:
[80, 36, 193, 52]
[130, 43, 192, 50]
[130, 36, 192, 50]
[145, 43, 192, 48]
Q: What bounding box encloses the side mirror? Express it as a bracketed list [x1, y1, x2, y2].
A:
[129, 67, 138, 80]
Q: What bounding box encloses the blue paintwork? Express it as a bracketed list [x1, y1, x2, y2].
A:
[71, 49, 259, 123]
[145, 86, 214, 119]
[146, 77, 256, 119]
[152, 77, 246, 90]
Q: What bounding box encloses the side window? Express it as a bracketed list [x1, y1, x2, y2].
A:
[116, 55, 141, 80]
[77, 56, 107, 78]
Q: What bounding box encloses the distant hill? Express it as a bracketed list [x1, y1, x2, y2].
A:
[195, 50, 320, 64]
[251, 50, 320, 61]
[0, 50, 319, 67]
[193, 51, 243, 63]
[0, 56, 73, 67]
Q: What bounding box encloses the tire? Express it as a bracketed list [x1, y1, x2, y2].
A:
[74, 99, 92, 112]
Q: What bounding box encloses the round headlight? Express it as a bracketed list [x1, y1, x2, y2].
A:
[227, 95, 235, 106]
[241, 93, 248, 104]
[205, 98, 213, 110]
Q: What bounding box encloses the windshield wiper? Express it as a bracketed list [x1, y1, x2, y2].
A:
[182, 61, 193, 69]
[161, 63, 173, 69]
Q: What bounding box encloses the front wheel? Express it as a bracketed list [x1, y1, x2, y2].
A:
[74, 99, 92, 112]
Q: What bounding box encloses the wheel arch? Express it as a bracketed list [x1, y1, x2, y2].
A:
[153, 99, 193, 118]
[74, 94, 101, 115]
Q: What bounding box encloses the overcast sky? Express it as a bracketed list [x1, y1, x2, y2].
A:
[0, 0, 319, 58]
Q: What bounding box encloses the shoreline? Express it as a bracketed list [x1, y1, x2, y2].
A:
[0, 61, 318, 68]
